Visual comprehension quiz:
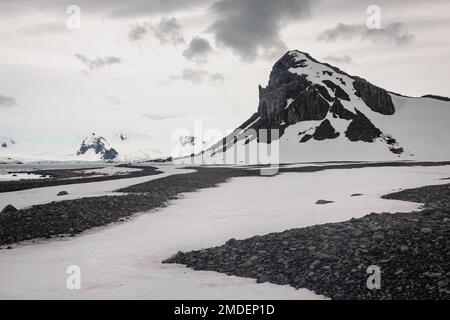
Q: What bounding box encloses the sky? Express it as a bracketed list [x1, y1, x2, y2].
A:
[0, 0, 449, 147]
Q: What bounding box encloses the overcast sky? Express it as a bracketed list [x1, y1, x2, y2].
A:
[1, 0, 449, 143]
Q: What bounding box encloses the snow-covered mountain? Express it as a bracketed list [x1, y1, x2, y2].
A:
[76, 133, 119, 161]
[190, 50, 450, 164]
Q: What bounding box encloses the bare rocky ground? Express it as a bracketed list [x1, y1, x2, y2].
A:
[1, 161, 450, 300]
[164, 183, 450, 300]
[0, 165, 162, 193]
[1, 161, 450, 248]
[0, 167, 255, 246]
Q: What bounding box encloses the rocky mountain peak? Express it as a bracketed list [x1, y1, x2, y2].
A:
[210, 50, 405, 157]
[76, 133, 118, 160]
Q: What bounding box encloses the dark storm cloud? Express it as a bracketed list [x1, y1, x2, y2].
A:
[182, 37, 213, 63]
[0, 94, 17, 108]
[207, 0, 314, 60]
[318, 22, 414, 46]
[323, 55, 354, 64]
[75, 54, 121, 71]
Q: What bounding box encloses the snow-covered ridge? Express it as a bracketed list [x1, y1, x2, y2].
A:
[197, 50, 450, 164]
[77, 133, 119, 161]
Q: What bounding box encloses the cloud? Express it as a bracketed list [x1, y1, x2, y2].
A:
[168, 68, 225, 85]
[128, 22, 149, 41]
[151, 18, 185, 45]
[129, 18, 184, 45]
[323, 55, 354, 64]
[75, 54, 121, 71]
[183, 37, 213, 63]
[207, 0, 314, 60]
[0, 94, 17, 108]
[318, 22, 414, 46]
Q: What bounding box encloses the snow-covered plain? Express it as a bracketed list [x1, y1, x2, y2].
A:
[1, 164, 450, 299]
[0, 165, 194, 210]
[0, 173, 48, 182]
[78, 167, 143, 176]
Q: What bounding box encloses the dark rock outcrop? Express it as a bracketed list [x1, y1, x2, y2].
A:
[345, 110, 383, 142]
[299, 134, 313, 143]
[285, 86, 331, 125]
[422, 94, 450, 102]
[330, 99, 355, 120]
[313, 119, 340, 141]
[315, 199, 334, 205]
[1, 205, 17, 214]
[258, 52, 330, 128]
[353, 77, 395, 115]
[322, 80, 350, 101]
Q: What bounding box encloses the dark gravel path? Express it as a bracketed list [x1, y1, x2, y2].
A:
[0, 167, 256, 246]
[2, 161, 450, 252]
[0, 165, 162, 193]
[164, 183, 450, 300]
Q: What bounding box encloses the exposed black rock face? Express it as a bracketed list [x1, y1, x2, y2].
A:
[1, 205, 17, 214]
[300, 134, 313, 143]
[322, 80, 350, 101]
[330, 99, 355, 120]
[382, 135, 404, 155]
[422, 94, 450, 102]
[257, 51, 397, 132]
[313, 119, 340, 141]
[1, 143, 6, 148]
[258, 52, 331, 128]
[315, 199, 334, 205]
[285, 86, 331, 125]
[77, 134, 118, 160]
[353, 77, 395, 115]
[389, 147, 404, 155]
[345, 110, 383, 142]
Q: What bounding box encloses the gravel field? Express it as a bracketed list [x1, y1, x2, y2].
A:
[165, 183, 450, 299]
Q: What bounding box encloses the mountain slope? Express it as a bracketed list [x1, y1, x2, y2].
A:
[193, 50, 450, 164]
